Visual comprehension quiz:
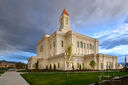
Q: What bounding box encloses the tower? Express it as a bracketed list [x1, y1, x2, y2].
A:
[59, 9, 71, 33]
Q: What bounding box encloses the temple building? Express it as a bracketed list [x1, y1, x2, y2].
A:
[28, 9, 118, 70]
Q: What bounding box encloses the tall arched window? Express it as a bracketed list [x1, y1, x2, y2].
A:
[46, 65, 48, 70]
[90, 44, 92, 50]
[93, 45, 94, 50]
[61, 40, 63, 47]
[54, 64, 56, 70]
[87, 44, 89, 49]
[80, 42, 83, 48]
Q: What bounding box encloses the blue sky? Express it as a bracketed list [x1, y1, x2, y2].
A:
[0, 0, 128, 64]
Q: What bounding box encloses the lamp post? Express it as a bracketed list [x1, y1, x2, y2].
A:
[125, 56, 127, 68]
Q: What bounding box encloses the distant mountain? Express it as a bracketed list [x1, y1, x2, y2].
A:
[0, 60, 26, 65]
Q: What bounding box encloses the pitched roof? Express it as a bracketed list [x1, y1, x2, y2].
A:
[61, 9, 69, 16]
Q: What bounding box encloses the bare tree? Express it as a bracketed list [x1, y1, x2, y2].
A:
[65, 45, 74, 70]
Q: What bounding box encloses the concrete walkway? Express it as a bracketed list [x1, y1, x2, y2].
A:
[0, 71, 29, 85]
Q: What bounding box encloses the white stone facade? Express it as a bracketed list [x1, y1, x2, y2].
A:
[28, 9, 118, 70]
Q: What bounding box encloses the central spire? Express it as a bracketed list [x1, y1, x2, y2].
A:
[59, 9, 71, 33]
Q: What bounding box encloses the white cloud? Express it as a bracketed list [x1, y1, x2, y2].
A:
[94, 31, 110, 38]
[93, 23, 128, 49]
[93, 23, 128, 64]
[94, 24, 128, 39]
[99, 45, 128, 63]
[99, 45, 128, 55]
[0, 50, 36, 64]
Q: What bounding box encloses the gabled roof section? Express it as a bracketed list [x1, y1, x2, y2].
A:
[61, 9, 69, 16]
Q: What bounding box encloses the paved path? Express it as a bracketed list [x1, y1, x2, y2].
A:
[0, 71, 29, 85]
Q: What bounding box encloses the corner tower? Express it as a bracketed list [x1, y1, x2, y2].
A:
[59, 9, 71, 33]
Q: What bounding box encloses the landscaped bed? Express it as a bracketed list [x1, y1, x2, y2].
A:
[21, 72, 128, 85]
[0, 71, 5, 74]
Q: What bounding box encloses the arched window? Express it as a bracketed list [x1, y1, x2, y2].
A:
[93, 45, 94, 50]
[61, 40, 63, 47]
[54, 64, 56, 70]
[90, 44, 92, 50]
[80, 42, 83, 48]
[46, 65, 48, 70]
[87, 44, 89, 49]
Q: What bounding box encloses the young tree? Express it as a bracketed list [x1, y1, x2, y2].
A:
[90, 60, 96, 70]
[65, 45, 74, 70]
[79, 64, 81, 70]
[72, 63, 74, 70]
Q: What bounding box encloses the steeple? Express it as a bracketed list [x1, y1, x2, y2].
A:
[61, 9, 69, 16]
[59, 9, 71, 33]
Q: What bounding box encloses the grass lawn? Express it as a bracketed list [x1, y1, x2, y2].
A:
[21, 72, 128, 85]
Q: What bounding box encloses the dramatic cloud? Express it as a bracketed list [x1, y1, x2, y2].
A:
[99, 45, 128, 63]
[0, 0, 128, 63]
[94, 24, 128, 63]
[0, 51, 36, 63]
[94, 24, 128, 49]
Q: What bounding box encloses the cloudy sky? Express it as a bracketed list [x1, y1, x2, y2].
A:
[0, 0, 128, 64]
